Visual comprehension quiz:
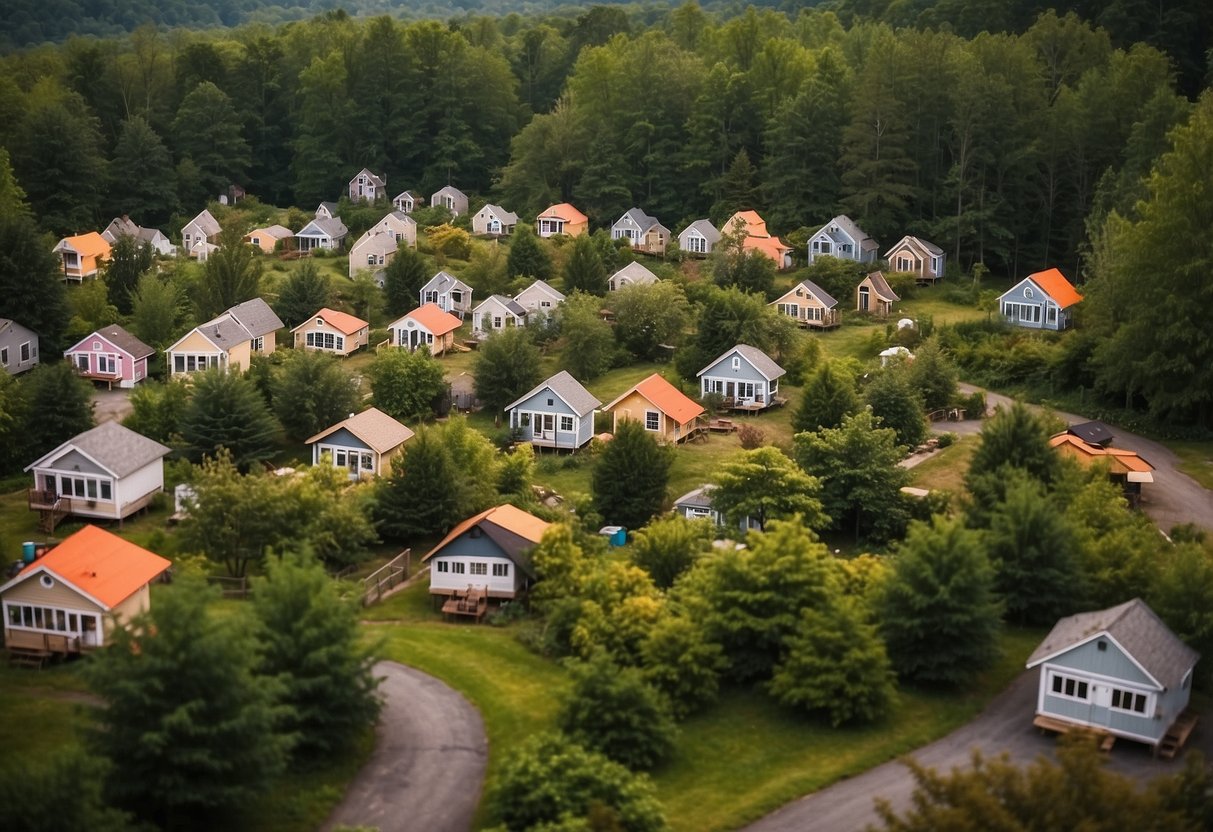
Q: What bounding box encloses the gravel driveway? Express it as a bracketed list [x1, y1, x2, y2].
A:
[321, 661, 487, 832]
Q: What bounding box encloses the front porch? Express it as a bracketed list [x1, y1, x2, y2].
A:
[796, 309, 841, 329]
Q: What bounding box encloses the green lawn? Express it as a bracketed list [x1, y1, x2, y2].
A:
[1165, 441, 1213, 491]
[907, 436, 979, 496]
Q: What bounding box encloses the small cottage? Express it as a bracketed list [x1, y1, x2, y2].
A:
[373, 210, 417, 248]
[422, 504, 551, 602]
[102, 216, 176, 256]
[536, 203, 588, 238]
[677, 219, 720, 257]
[770, 280, 840, 328]
[857, 271, 900, 317]
[884, 235, 945, 283]
[291, 307, 369, 356]
[1026, 598, 1198, 752]
[431, 185, 469, 217]
[420, 271, 473, 318]
[1049, 434, 1154, 506]
[296, 216, 349, 253]
[611, 208, 670, 255]
[603, 373, 705, 444]
[307, 407, 415, 479]
[724, 211, 793, 268]
[244, 224, 293, 254]
[505, 370, 601, 451]
[472, 295, 527, 334]
[806, 215, 879, 265]
[0, 525, 171, 655]
[316, 201, 340, 220]
[392, 190, 425, 214]
[53, 232, 111, 281]
[472, 204, 519, 236]
[608, 261, 659, 292]
[998, 267, 1081, 331]
[387, 304, 462, 356]
[348, 230, 399, 280]
[513, 279, 565, 317]
[25, 421, 170, 529]
[0, 319, 39, 376]
[166, 297, 283, 375]
[349, 168, 387, 202]
[182, 209, 221, 260]
[697, 344, 786, 412]
[674, 485, 760, 534]
[65, 325, 154, 388]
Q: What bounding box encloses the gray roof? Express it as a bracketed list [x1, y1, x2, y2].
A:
[681, 219, 720, 245]
[226, 297, 284, 338]
[795, 279, 838, 309]
[1027, 598, 1199, 690]
[189, 209, 221, 236]
[197, 314, 254, 351]
[481, 204, 519, 225]
[433, 185, 467, 200]
[865, 271, 900, 302]
[1068, 421, 1114, 447]
[674, 485, 717, 510]
[505, 370, 601, 417]
[700, 344, 786, 381]
[354, 168, 386, 188]
[884, 235, 943, 259]
[610, 261, 659, 288]
[423, 271, 471, 294]
[819, 214, 878, 252]
[299, 217, 348, 240]
[318, 201, 340, 217]
[387, 210, 416, 225]
[617, 208, 665, 235]
[92, 325, 154, 360]
[355, 230, 399, 256]
[518, 279, 565, 303]
[307, 407, 414, 454]
[481, 294, 527, 317]
[255, 224, 293, 239]
[26, 420, 169, 478]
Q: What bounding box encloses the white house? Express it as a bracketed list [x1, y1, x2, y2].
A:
[472, 295, 527, 334]
[806, 214, 879, 265]
[387, 304, 462, 356]
[348, 168, 387, 202]
[392, 190, 425, 213]
[420, 271, 473, 319]
[422, 504, 551, 601]
[296, 217, 348, 253]
[611, 208, 670, 255]
[0, 318, 39, 376]
[608, 261, 659, 292]
[431, 185, 469, 216]
[472, 204, 519, 236]
[182, 209, 221, 261]
[697, 344, 786, 411]
[25, 421, 170, 527]
[514, 279, 565, 317]
[677, 219, 720, 257]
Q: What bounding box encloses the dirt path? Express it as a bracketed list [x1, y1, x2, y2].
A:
[321, 661, 487, 832]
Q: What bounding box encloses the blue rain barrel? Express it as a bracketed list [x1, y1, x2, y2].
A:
[598, 526, 627, 547]
[22, 541, 36, 563]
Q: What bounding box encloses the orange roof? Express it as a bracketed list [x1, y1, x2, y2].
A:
[62, 232, 112, 258]
[313, 307, 368, 335]
[1049, 434, 1154, 475]
[405, 303, 462, 337]
[743, 235, 792, 262]
[422, 504, 551, 563]
[729, 210, 769, 236]
[6, 525, 170, 609]
[539, 203, 588, 225]
[1027, 268, 1082, 309]
[607, 373, 705, 426]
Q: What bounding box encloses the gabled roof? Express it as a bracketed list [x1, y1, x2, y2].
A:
[0, 525, 170, 611]
[293, 307, 368, 336]
[814, 214, 878, 252]
[517, 279, 565, 304]
[884, 234, 942, 258]
[476, 294, 527, 318]
[227, 297, 284, 338]
[421, 271, 471, 294]
[298, 217, 348, 239]
[680, 219, 720, 245]
[605, 373, 705, 427]
[1068, 420, 1114, 447]
[478, 204, 519, 225]
[248, 224, 293, 240]
[394, 303, 462, 337]
[393, 189, 424, 204]
[0, 318, 36, 338]
[421, 504, 552, 576]
[863, 271, 900, 302]
[610, 261, 659, 287]
[615, 208, 665, 234]
[352, 168, 386, 188]
[1027, 598, 1197, 691]
[699, 344, 786, 382]
[1023, 267, 1082, 309]
[383, 210, 416, 227]
[186, 209, 221, 236]
[674, 484, 717, 510]
[727, 210, 769, 236]
[353, 229, 399, 256]
[54, 232, 111, 258]
[195, 313, 253, 351]
[25, 421, 169, 478]
[317, 201, 340, 217]
[782, 279, 838, 309]
[727, 211, 792, 261]
[432, 185, 467, 201]
[506, 370, 602, 417]
[307, 407, 415, 454]
[1048, 434, 1154, 477]
[538, 202, 588, 225]
[67, 325, 154, 361]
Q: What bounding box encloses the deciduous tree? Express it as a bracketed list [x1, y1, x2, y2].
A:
[381, 245, 428, 317]
[129, 272, 187, 350]
[561, 291, 615, 380]
[864, 366, 927, 449]
[194, 224, 263, 320]
[375, 429, 463, 540]
[611, 280, 691, 361]
[506, 223, 552, 280]
[368, 347, 446, 423]
[473, 326, 542, 416]
[712, 446, 827, 532]
[629, 514, 713, 589]
[0, 211, 70, 353]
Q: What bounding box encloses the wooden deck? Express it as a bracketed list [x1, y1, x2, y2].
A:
[1033, 714, 1116, 752]
[5, 628, 85, 656]
[440, 587, 488, 622]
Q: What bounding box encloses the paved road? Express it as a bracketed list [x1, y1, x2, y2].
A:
[322, 661, 487, 832]
[743, 668, 1212, 832]
[92, 388, 133, 424]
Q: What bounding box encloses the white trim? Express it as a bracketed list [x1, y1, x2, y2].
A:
[24, 442, 118, 478]
[0, 565, 114, 611]
[1026, 631, 1163, 690]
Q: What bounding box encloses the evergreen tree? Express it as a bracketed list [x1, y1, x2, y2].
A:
[375, 429, 463, 539]
[108, 115, 177, 223]
[367, 347, 447, 423]
[561, 291, 615, 380]
[382, 244, 428, 317]
[769, 597, 896, 726]
[13, 97, 106, 235]
[252, 552, 381, 759]
[965, 402, 1061, 525]
[593, 419, 673, 530]
[274, 261, 331, 328]
[173, 81, 251, 198]
[880, 515, 1003, 686]
[711, 147, 759, 220]
[103, 235, 153, 315]
[0, 370, 29, 474]
[271, 350, 360, 441]
[194, 224, 263, 320]
[712, 446, 827, 532]
[179, 367, 279, 469]
[506, 223, 552, 281]
[864, 367, 927, 449]
[559, 653, 677, 770]
[129, 272, 186, 350]
[793, 362, 860, 433]
[562, 232, 609, 295]
[123, 379, 190, 446]
[574, 131, 634, 226]
[23, 363, 94, 459]
[0, 212, 70, 353]
[84, 578, 289, 828]
[906, 336, 959, 412]
[473, 326, 543, 415]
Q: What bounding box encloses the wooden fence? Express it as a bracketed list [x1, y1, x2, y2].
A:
[361, 549, 411, 607]
[207, 575, 250, 599]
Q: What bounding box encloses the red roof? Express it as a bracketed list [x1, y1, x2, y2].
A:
[311, 307, 369, 335]
[406, 303, 462, 337]
[8, 525, 170, 609]
[538, 203, 588, 225]
[608, 373, 705, 426]
[1027, 268, 1082, 309]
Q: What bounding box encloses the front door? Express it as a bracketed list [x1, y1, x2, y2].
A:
[538, 414, 555, 440]
[859, 286, 870, 311]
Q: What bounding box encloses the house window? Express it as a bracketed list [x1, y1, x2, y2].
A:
[4, 602, 83, 634]
[818, 240, 831, 254]
[424, 291, 439, 304]
[560, 415, 574, 432]
[897, 256, 913, 271]
[777, 303, 798, 318]
[451, 291, 463, 304]
[361, 453, 374, 470]
[20, 342, 30, 362]
[1048, 672, 1090, 702]
[97, 355, 116, 374]
[470, 562, 488, 576]
[252, 336, 265, 352]
[492, 563, 509, 577]
[540, 300, 552, 308]
[687, 235, 706, 254]
[1, 347, 7, 365]
[493, 316, 502, 329]
[452, 562, 466, 574]
[1048, 307, 1057, 323]
[1110, 688, 1149, 714]
[1024, 287, 1034, 298]
[731, 356, 740, 370]
[644, 411, 660, 431]
[437, 561, 449, 573]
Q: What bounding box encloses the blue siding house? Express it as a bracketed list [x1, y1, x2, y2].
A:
[998, 267, 1082, 331]
[1026, 598, 1198, 750]
[505, 370, 601, 451]
[421, 504, 551, 601]
[697, 344, 786, 411]
[674, 485, 760, 536]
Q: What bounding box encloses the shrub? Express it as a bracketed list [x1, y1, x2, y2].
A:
[737, 423, 765, 449]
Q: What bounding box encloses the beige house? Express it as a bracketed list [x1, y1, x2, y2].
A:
[373, 210, 417, 248]
[307, 407, 415, 480]
[165, 297, 283, 376]
[611, 208, 670, 255]
[884, 235, 945, 283]
[292, 307, 370, 356]
[1, 525, 170, 655]
[770, 280, 841, 329]
[857, 271, 900, 317]
[387, 304, 462, 356]
[603, 373, 705, 444]
[348, 230, 399, 280]
[245, 224, 293, 254]
[472, 204, 519, 236]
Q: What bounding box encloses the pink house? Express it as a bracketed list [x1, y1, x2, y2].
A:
[64, 325, 155, 389]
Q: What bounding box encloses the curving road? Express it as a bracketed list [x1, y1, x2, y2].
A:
[322, 661, 487, 832]
[743, 668, 1212, 832]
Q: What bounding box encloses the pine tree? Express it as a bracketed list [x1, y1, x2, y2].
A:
[84, 577, 289, 828]
[13, 98, 107, 235]
[473, 326, 542, 418]
[506, 223, 553, 280]
[129, 272, 186, 350]
[382, 245, 428, 317]
[711, 147, 759, 220]
[23, 363, 94, 459]
[880, 515, 1003, 686]
[179, 367, 279, 469]
[562, 232, 608, 295]
[793, 362, 860, 433]
[252, 552, 381, 759]
[108, 116, 177, 223]
[375, 429, 463, 539]
[0, 211, 71, 353]
[592, 419, 672, 530]
[173, 81, 251, 198]
[104, 235, 154, 315]
[864, 367, 927, 449]
[274, 261, 331, 328]
[906, 336, 958, 412]
[194, 224, 264, 320]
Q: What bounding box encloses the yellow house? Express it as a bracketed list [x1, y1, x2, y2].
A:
[244, 224, 294, 254]
[52, 232, 111, 281]
[0, 525, 170, 656]
[603, 373, 705, 444]
[165, 297, 283, 375]
[537, 203, 589, 238]
[292, 307, 370, 356]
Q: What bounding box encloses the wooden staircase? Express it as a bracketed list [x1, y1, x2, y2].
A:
[7, 646, 53, 669]
[1159, 710, 1199, 759]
